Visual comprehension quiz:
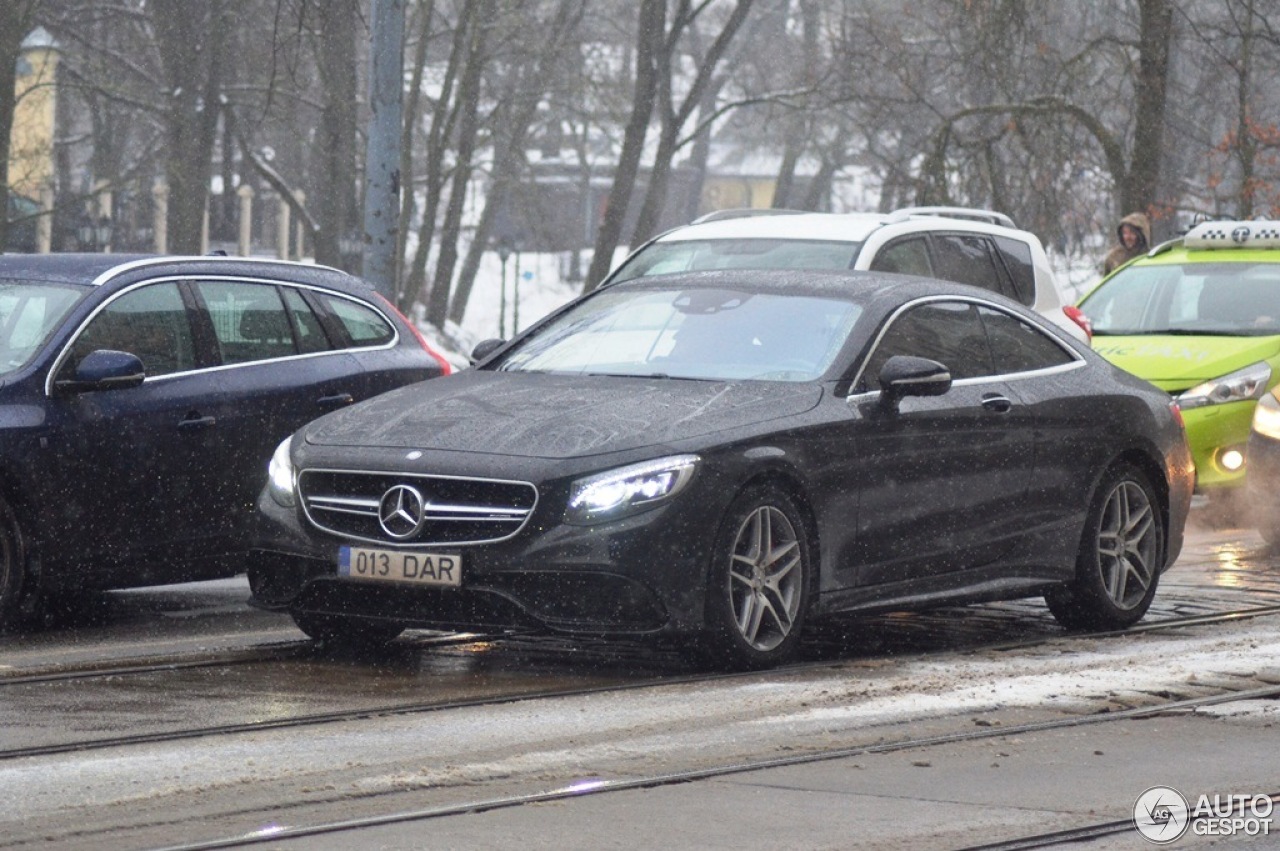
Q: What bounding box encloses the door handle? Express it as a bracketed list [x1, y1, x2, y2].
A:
[317, 392, 355, 410]
[980, 394, 1013, 413]
[178, 413, 216, 431]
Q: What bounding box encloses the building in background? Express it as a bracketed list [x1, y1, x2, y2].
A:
[7, 27, 59, 252]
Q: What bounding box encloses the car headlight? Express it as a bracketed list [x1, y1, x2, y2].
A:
[565, 454, 699, 524]
[1253, 391, 1280, 441]
[267, 436, 296, 507]
[1177, 361, 1272, 410]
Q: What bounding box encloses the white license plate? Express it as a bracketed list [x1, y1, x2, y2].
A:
[338, 546, 462, 587]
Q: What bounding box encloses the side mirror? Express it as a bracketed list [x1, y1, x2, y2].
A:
[878, 355, 951, 412]
[470, 338, 506, 364]
[55, 349, 146, 393]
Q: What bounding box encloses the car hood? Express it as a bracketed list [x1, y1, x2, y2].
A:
[1092, 334, 1280, 390]
[303, 370, 825, 459]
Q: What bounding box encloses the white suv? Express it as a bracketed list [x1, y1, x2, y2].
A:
[603, 206, 1091, 343]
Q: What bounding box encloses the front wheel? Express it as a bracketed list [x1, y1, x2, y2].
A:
[1046, 462, 1164, 631]
[292, 610, 404, 648]
[701, 484, 812, 670]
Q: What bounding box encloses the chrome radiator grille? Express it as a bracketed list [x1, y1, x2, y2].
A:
[299, 469, 538, 546]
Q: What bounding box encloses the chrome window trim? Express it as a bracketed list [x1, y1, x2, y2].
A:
[845, 294, 1083, 397]
[45, 273, 399, 397]
[88, 256, 343, 288]
[298, 467, 540, 548]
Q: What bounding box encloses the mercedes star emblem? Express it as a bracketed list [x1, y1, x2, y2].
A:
[378, 484, 426, 539]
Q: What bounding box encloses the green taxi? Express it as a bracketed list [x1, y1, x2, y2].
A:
[1078, 219, 1280, 495]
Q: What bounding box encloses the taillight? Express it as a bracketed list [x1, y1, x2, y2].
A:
[373, 293, 453, 376]
[1063, 305, 1093, 341]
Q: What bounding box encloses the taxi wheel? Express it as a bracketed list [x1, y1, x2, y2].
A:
[1046, 463, 1163, 631]
[700, 483, 812, 670]
[291, 611, 404, 648]
[0, 497, 23, 633]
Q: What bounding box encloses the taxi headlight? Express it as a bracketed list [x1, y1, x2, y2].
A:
[1177, 361, 1271, 410]
[267, 436, 296, 507]
[565, 455, 699, 525]
[1252, 391, 1280, 442]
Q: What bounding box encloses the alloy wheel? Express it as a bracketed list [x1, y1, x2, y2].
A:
[728, 505, 803, 651]
[1095, 479, 1158, 610]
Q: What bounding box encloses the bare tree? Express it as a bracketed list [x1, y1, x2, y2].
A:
[312, 0, 363, 269]
[151, 0, 238, 253]
[446, 0, 588, 328]
[581, 0, 665, 290]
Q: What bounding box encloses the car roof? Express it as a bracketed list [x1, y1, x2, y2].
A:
[0, 253, 361, 291]
[0, 253, 153, 286]
[648, 208, 1027, 246]
[655, 212, 889, 243]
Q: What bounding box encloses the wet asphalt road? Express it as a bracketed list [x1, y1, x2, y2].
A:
[2, 506, 1280, 850]
[5, 503, 1277, 677]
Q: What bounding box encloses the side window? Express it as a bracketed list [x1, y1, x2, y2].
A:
[68, 283, 196, 378]
[313, 293, 395, 347]
[282, 287, 333, 354]
[978, 306, 1075, 374]
[870, 238, 933, 277]
[992, 236, 1036, 305]
[930, 234, 1005, 294]
[858, 301, 992, 392]
[197, 281, 297, 365]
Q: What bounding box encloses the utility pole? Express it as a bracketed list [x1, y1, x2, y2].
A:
[362, 0, 405, 299]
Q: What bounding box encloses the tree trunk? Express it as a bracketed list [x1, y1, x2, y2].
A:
[405, 4, 476, 311]
[425, 0, 493, 329]
[1121, 0, 1173, 216]
[628, 0, 757, 247]
[313, 0, 361, 270]
[152, 0, 232, 254]
[395, 0, 435, 309]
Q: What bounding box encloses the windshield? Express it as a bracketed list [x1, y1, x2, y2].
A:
[609, 238, 862, 283]
[496, 285, 862, 382]
[1081, 262, 1280, 336]
[0, 281, 85, 375]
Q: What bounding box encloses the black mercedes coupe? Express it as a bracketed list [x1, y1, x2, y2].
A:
[252, 269, 1194, 668]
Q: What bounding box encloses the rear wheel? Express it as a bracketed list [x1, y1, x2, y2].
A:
[291, 611, 404, 648]
[1046, 463, 1163, 631]
[701, 484, 812, 670]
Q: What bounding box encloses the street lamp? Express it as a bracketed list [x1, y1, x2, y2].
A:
[496, 241, 512, 338]
[338, 232, 365, 272]
[76, 215, 113, 252]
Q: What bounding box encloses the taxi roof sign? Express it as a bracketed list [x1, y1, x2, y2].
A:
[1183, 220, 1280, 250]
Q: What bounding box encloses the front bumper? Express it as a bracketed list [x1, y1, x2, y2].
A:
[252, 485, 720, 638]
[1183, 400, 1255, 490]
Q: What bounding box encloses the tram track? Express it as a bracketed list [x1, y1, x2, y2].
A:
[5, 603, 1280, 764]
[142, 683, 1280, 851]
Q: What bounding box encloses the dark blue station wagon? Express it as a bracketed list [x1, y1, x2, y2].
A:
[0, 254, 450, 628]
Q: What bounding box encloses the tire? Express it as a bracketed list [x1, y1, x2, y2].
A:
[700, 484, 812, 670]
[291, 610, 404, 648]
[0, 497, 24, 633]
[1046, 462, 1164, 631]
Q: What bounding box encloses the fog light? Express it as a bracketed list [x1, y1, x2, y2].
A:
[1220, 447, 1246, 472]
